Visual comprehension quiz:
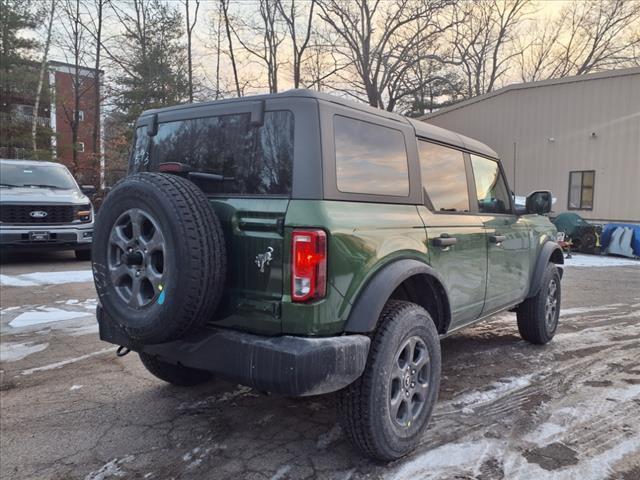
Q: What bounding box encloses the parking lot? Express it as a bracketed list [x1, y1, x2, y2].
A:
[1, 252, 639, 480]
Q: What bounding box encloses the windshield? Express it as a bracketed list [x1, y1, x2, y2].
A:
[0, 162, 78, 190]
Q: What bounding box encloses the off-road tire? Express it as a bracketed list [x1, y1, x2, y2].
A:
[139, 353, 213, 386]
[75, 249, 91, 261]
[517, 263, 561, 345]
[338, 300, 441, 461]
[92, 173, 226, 344]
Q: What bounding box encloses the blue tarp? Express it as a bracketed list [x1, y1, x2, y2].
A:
[601, 223, 640, 256]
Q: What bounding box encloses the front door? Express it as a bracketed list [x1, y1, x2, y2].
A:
[469, 154, 531, 314]
[417, 140, 487, 329]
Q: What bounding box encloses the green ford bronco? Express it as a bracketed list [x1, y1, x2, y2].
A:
[93, 90, 563, 461]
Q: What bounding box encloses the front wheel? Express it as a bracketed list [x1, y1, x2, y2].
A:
[517, 263, 561, 345]
[338, 301, 441, 461]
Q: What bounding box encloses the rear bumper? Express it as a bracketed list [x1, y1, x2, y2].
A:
[97, 306, 370, 397]
[0, 223, 93, 250]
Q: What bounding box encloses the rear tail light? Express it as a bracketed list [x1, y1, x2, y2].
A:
[291, 229, 327, 302]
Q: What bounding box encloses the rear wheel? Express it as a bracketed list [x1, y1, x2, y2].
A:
[75, 249, 91, 261]
[338, 301, 441, 461]
[517, 263, 561, 345]
[139, 353, 213, 386]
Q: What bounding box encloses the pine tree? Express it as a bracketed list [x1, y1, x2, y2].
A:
[0, 0, 52, 159]
[112, 0, 188, 125]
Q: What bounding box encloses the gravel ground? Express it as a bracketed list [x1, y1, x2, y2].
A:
[1, 251, 639, 480]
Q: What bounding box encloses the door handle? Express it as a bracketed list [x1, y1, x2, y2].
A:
[489, 235, 506, 244]
[432, 235, 458, 247]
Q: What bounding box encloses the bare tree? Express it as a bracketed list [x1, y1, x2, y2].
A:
[451, 0, 530, 98]
[32, 0, 56, 158]
[275, 0, 316, 89]
[233, 0, 285, 93]
[220, 0, 241, 97]
[317, 0, 456, 111]
[57, 0, 94, 175]
[519, 0, 640, 81]
[184, 0, 200, 102]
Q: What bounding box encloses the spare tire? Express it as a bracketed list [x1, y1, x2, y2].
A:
[92, 173, 226, 344]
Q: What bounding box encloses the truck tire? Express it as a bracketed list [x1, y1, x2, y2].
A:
[338, 301, 441, 461]
[92, 173, 226, 344]
[139, 353, 213, 386]
[517, 263, 561, 345]
[75, 249, 91, 261]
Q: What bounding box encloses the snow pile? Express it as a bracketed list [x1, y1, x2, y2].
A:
[563, 254, 638, 268]
[0, 270, 93, 287]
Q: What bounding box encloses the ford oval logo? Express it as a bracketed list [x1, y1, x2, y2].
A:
[30, 210, 48, 218]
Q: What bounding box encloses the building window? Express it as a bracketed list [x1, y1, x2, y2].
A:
[77, 142, 85, 152]
[568, 170, 595, 210]
[77, 110, 85, 121]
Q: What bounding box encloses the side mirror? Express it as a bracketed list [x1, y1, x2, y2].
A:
[526, 190, 553, 215]
[81, 185, 96, 195]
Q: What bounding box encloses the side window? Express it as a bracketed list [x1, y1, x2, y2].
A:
[470, 155, 512, 214]
[418, 141, 470, 212]
[334, 115, 409, 196]
[129, 125, 150, 172]
[568, 170, 594, 210]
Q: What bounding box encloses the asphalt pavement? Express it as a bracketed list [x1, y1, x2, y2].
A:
[1, 251, 639, 480]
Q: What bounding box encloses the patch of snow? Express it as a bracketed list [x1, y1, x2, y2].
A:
[563, 254, 639, 268]
[65, 299, 79, 305]
[452, 376, 532, 410]
[9, 308, 90, 328]
[523, 421, 567, 447]
[560, 304, 621, 316]
[317, 424, 342, 449]
[65, 323, 99, 337]
[21, 347, 112, 375]
[84, 456, 134, 480]
[177, 385, 253, 410]
[390, 439, 499, 479]
[0, 341, 49, 362]
[0, 270, 93, 287]
[0, 306, 21, 314]
[270, 465, 292, 480]
[70, 384, 83, 391]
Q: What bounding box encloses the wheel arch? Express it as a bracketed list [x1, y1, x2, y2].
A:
[343, 259, 452, 335]
[527, 240, 564, 299]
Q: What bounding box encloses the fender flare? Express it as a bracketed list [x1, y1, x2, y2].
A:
[344, 259, 451, 333]
[527, 241, 564, 298]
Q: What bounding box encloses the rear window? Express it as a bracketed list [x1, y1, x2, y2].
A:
[334, 116, 409, 196]
[132, 111, 294, 196]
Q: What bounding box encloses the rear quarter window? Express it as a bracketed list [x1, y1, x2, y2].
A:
[334, 115, 409, 196]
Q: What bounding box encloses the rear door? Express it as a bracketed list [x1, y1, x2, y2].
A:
[468, 154, 531, 313]
[417, 140, 487, 329]
[137, 104, 296, 333]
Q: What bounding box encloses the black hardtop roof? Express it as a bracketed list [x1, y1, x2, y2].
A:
[139, 89, 498, 159]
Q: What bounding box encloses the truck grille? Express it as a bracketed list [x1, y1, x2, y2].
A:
[0, 204, 77, 224]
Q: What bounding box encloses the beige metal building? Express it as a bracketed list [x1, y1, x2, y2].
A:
[423, 68, 640, 223]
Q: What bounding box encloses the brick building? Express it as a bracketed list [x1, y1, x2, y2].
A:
[0, 60, 104, 189]
[48, 61, 104, 188]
